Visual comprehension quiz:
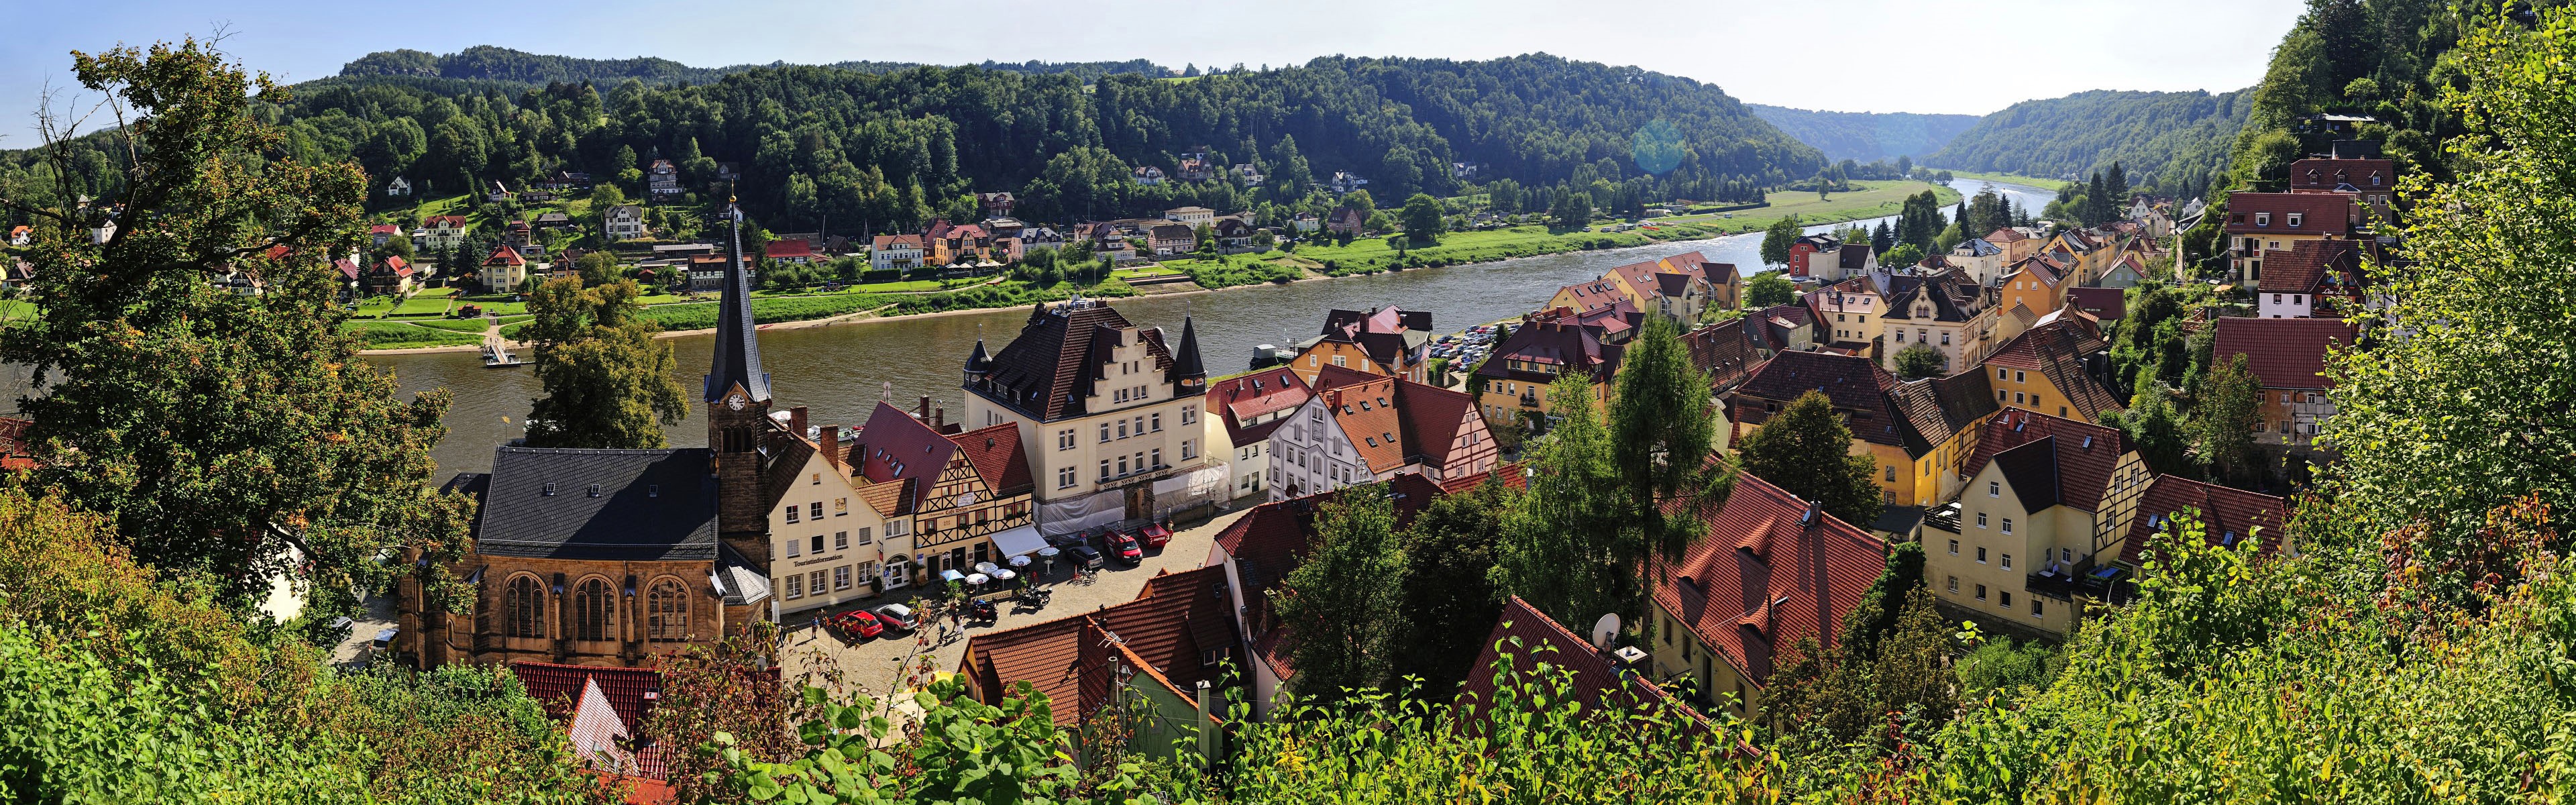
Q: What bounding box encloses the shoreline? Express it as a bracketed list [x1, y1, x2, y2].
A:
[358, 201, 1935, 358]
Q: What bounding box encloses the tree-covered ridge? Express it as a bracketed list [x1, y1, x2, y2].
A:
[1928, 89, 2252, 197]
[1745, 104, 1983, 162]
[339, 45, 1171, 87]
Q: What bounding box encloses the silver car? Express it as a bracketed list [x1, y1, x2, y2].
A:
[873, 603, 919, 632]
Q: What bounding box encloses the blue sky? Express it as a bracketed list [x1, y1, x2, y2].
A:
[2, 0, 2304, 146]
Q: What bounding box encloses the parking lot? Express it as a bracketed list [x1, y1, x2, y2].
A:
[778, 507, 1248, 699]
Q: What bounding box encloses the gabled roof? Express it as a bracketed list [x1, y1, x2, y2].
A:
[2065, 286, 2126, 321]
[1309, 366, 1408, 473]
[2224, 193, 2353, 235]
[949, 422, 1034, 497]
[2287, 158, 2395, 193]
[1309, 307, 1432, 370]
[872, 233, 923, 250]
[2120, 476, 2290, 565]
[1877, 270, 1989, 324]
[424, 215, 468, 228]
[484, 246, 526, 266]
[2255, 238, 2361, 295]
[469, 447, 718, 561]
[2211, 317, 2357, 391]
[1653, 474, 1886, 685]
[853, 402, 962, 511]
[1891, 370, 1997, 452]
[1986, 227, 2029, 244]
[1732, 351, 1910, 448]
[511, 661, 663, 737]
[1837, 244, 1874, 270]
[2004, 256, 2062, 286]
[958, 565, 1238, 727]
[1962, 409, 2125, 514]
[1206, 369, 1313, 446]
[974, 300, 1168, 422]
[762, 239, 814, 260]
[1984, 317, 2122, 420]
[1454, 596, 1711, 730]
[1473, 315, 1623, 386]
[1684, 319, 1759, 392]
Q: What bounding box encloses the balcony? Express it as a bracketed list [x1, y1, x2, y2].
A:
[1517, 392, 1541, 408]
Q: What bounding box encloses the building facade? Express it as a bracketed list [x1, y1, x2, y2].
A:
[961, 301, 1214, 531]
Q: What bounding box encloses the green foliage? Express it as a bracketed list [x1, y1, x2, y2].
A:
[1497, 374, 1629, 630]
[708, 679, 1102, 804]
[1392, 476, 1517, 689]
[1607, 314, 1726, 563]
[1273, 484, 1409, 699]
[1929, 89, 2253, 199]
[0, 40, 472, 616]
[522, 277, 689, 449]
[1744, 105, 1980, 162]
[1745, 270, 1797, 307]
[1891, 342, 1945, 380]
[1760, 215, 1801, 266]
[1880, 242, 1925, 271]
[1735, 390, 1884, 527]
[2191, 353, 2264, 485]
[1400, 192, 1444, 244]
[1953, 636, 2057, 698]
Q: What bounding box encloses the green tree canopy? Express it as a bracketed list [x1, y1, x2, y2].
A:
[1746, 271, 1798, 307]
[1892, 342, 1946, 380]
[1272, 484, 1409, 699]
[1760, 215, 1802, 266]
[521, 276, 690, 449]
[1735, 390, 1884, 527]
[1400, 192, 1444, 245]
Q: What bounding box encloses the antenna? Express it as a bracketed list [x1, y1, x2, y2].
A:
[1589, 613, 1621, 650]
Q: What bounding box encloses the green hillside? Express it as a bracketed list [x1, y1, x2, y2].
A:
[1928, 89, 2252, 198]
[1745, 105, 1983, 162]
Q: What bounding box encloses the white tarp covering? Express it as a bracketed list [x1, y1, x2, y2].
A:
[1152, 464, 1230, 515]
[1038, 488, 1127, 535]
[987, 524, 1049, 558]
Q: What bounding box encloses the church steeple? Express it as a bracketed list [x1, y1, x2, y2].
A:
[1170, 313, 1207, 394]
[703, 200, 769, 406]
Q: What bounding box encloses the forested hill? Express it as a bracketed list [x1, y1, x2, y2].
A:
[1744, 105, 1982, 163]
[65, 51, 1815, 231]
[339, 45, 1169, 86]
[1927, 89, 2251, 198]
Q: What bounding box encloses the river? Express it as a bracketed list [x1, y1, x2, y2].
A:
[0, 178, 2055, 476]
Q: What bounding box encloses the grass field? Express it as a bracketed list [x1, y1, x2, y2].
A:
[350, 297, 398, 319]
[407, 318, 492, 333]
[1652, 180, 1964, 230]
[343, 320, 483, 349]
[1940, 170, 2079, 192]
[388, 290, 458, 317]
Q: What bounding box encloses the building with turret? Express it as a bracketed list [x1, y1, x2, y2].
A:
[961, 299, 1216, 535]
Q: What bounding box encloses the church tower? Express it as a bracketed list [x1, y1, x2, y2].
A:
[705, 201, 773, 561]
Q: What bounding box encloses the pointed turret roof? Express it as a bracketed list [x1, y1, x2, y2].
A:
[704, 202, 770, 403]
[966, 337, 991, 374]
[1169, 315, 1205, 380]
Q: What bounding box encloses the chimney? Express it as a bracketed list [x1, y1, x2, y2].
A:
[789, 405, 809, 435]
[934, 407, 945, 428]
[819, 426, 840, 468]
[916, 395, 932, 421]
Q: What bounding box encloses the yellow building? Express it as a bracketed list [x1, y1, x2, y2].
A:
[1729, 350, 2000, 508]
[1998, 255, 2070, 317]
[1650, 474, 1888, 723]
[1471, 311, 1621, 431]
[1285, 306, 1434, 386]
[1925, 409, 2151, 637]
[1980, 311, 2124, 423]
[961, 301, 1214, 529]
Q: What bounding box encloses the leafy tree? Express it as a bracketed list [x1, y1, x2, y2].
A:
[1746, 271, 1798, 307]
[2110, 388, 2193, 476]
[1762, 542, 1955, 751]
[1392, 475, 1516, 689]
[1760, 215, 1803, 266]
[1496, 374, 1627, 629]
[1273, 484, 1409, 698]
[1400, 192, 1444, 245]
[1551, 189, 1592, 229]
[1881, 243, 1925, 270]
[521, 276, 689, 449]
[0, 40, 470, 614]
[2190, 354, 2263, 486]
[1735, 390, 1884, 527]
[1607, 314, 1727, 563]
[708, 680, 1098, 804]
[1892, 343, 1946, 380]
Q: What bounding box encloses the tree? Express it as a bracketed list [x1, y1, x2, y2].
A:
[521, 276, 690, 449]
[1400, 192, 1444, 245]
[648, 627, 823, 804]
[1882, 243, 1926, 270]
[1551, 189, 1592, 229]
[1393, 476, 1516, 688]
[1746, 271, 1797, 307]
[2191, 354, 2263, 485]
[2112, 388, 2193, 476]
[708, 679, 1089, 805]
[0, 40, 470, 615]
[1339, 189, 1376, 221]
[1893, 343, 1947, 380]
[1760, 542, 1956, 750]
[1735, 390, 1884, 527]
[1496, 374, 1627, 629]
[1760, 215, 1803, 266]
[1273, 484, 1409, 699]
[572, 250, 620, 285]
[1607, 314, 1727, 564]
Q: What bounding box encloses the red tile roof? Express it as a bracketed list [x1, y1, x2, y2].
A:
[853, 402, 960, 511]
[1684, 319, 1758, 392]
[1963, 409, 2126, 514]
[1454, 596, 1711, 732]
[509, 661, 663, 737]
[1652, 474, 1886, 686]
[1205, 369, 1313, 447]
[2224, 193, 2353, 236]
[957, 565, 1238, 727]
[424, 215, 468, 229]
[1212, 475, 1450, 655]
[2065, 286, 2126, 321]
[762, 239, 814, 260]
[2211, 317, 2357, 391]
[1984, 316, 2123, 420]
[2119, 476, 2289, 566]
[2288, 158, 2395, 193]
[1438, 462, 1529, 494]
[948, 422, 1033, 496]
[484, 245, 526, 266]
[1731, 351, 1910, 448]
[2255, 239, 2360, 295]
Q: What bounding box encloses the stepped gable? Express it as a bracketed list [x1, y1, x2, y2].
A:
[978, 299, 1144, 421]
[2121, 476, 2289, 565]
[1654, 474, 1886, 684]
[1963, 409, 2123, 513]
[704, 203, 769, 404]
[470, 447, 719, 561]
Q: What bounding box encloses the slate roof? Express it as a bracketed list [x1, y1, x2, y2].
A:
[469, 447, 720, 561]
[1652, 474, 1886, 685]
[1877, 270, 1990, 324]
[1984, 317, 2123, 420]
[2120, 476, 2290, 565]
[1205, 369, 1313, 447]
[1731, 351, 1910, 449]
[1890, 370, 1998, 455]
[853, 402, 962, 511]
[973, 299, 1172, 422]
[2211, 317, 2356, 391]
[1962, 409, 2125, 514]
[2065, 286, 2127, 321]
[1307, 306, 1432, 371]
[704, 206, 769, 404]
[1837, 244, 1874, 272]
[1455, 596, 1711, 731]
[958, 565, 1238, 727]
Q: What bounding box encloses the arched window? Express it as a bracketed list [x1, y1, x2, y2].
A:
[574, 578, 613, 642]
[506, 576, 544, 638]
[647, 580, 690, 642]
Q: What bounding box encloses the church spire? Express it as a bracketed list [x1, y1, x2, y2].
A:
[1170, 313, 1207, 389]
[704, 199, 770, 404]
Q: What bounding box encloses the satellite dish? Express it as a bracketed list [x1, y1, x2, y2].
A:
[1589, 613, 1621, 650]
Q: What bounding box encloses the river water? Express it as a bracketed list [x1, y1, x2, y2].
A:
[0, 178, 2053, 476]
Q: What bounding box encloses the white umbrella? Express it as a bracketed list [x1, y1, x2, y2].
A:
[966, 573, 991, 586]
[974, 561, 999, 575]
[1008, 555, 1032, 568]
[991, 568, 1016, 581]
[1036, 547, 1060, 557]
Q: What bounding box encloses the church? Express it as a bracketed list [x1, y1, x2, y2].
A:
[396, 204, 801, 669]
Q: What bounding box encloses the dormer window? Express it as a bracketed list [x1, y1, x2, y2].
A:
[2255, 213, 2271, 227]
[2286, 213, 2303, 228]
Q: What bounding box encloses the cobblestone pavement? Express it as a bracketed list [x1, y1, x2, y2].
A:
[779, 506, 1249, 700]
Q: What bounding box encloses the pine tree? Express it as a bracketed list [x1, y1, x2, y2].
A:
[2086, 170, 2110, 226]
[1735, 390, 1885, 527]
[1275, 484, 1409, 699]
[2108, 162, 2130, 203]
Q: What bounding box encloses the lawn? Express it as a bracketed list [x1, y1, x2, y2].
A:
[1651, 180, 1963, 231]
[1278, 223, 1729, 276]
[388, 290, 458, 317]
[0, 300, 38, 323]
[408, 318, 492, 333]
[1939, 170, 2079, 192]
[350, 297, 398, 319]
[343, 320, 483, 349]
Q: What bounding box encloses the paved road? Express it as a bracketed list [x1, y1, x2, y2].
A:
[779, 506, 1249, 700]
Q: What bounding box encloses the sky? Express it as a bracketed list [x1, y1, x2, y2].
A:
[1, 0, 2305, 147]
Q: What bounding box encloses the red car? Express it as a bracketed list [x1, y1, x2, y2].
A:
[826, 609, 883, 641]
[1107, 531, 1144, 564]
[1139, 524, 1173, 549]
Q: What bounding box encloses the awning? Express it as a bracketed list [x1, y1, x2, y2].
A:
[987, 524, 1049, 558]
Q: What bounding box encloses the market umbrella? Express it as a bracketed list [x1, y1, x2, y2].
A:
[966, 573, 990, 586]
[991, 568, 1016, 581]
[974, 561, 999, 575]
[939, 568, 965, 583]
[1008, 555, 1032, 568]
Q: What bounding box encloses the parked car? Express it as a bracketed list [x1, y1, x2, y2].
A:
[1067, 543, 1105, 570]
[826, 609, 883, 641]
[1045, 530, 1089, 550]
[1108, 531, 1144, 564]
[1140, 523, 1174, 549]
[873, 603, 919, 632]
